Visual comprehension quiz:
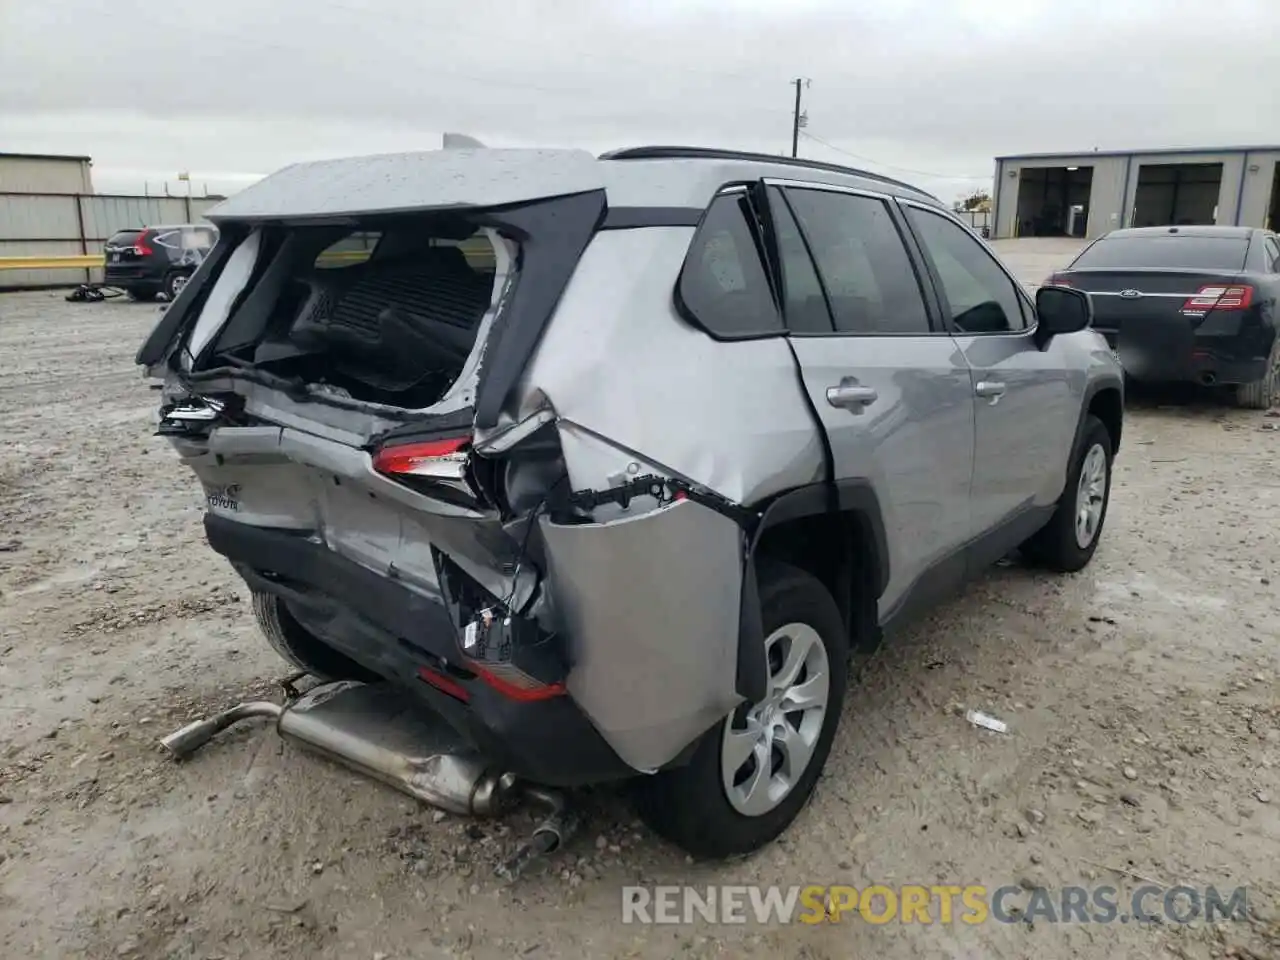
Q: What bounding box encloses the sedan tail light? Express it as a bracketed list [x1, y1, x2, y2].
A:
[1043, 274, 1072, 287]
[1181, 285, 1254, 313]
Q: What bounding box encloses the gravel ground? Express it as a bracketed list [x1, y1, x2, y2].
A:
[1, 250, 1278, 959]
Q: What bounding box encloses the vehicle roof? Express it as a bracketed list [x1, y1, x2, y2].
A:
[1102, 225, 1258, 240]
[205, 146, 942, 223]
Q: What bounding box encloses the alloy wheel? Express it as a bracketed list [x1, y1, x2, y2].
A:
[721, 622, 831, 817]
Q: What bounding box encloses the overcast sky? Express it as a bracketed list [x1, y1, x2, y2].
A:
[1, 0, 1276, 202]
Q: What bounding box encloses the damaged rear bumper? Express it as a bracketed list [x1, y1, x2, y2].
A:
[205, 485, 762, 783]
[204, 514, 634, 787]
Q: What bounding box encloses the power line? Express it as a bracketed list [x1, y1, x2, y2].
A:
[799, 131, 990, 181]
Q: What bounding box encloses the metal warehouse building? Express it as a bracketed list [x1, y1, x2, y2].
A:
[0, 151, 94, 194]
[992, 145, 1280, 240]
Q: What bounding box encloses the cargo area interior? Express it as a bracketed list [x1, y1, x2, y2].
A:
[200, 216, 500, 409]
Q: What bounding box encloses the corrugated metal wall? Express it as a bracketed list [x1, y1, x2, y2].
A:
[0, 193, 222, 287]
[0, 156, 93, 194]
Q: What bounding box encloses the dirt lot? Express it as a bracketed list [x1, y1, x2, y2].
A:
[1, 255, 1278, 959]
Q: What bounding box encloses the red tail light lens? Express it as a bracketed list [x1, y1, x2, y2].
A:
[372, 436, 471, 477]
[418, 666, 470, 703]
[1044, 275, 1072, 287]
[1182, 285, 1254, 313]
[134, 231, 154, 256]
[467, 661, 567, 702]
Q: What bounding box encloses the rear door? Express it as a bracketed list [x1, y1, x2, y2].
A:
[901, 202, 1077, 539]
[767, 182, 975, 619]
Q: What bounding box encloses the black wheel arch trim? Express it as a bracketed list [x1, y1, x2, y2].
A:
[1076, 376, 1124, 459]
[731, 479, 890, 703]
[749, 480, 890, 598]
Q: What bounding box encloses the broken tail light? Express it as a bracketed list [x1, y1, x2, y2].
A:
[1182, 285, 1254, 314]
[371, 435, 484, 507]
[372, 436, 471, 478]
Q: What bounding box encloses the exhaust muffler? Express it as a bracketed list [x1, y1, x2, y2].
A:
[161, 680, 514, 817]
[160, 680, 577, 878]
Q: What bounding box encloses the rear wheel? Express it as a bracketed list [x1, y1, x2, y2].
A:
[251, 592, 377, 682]
[125, 287, 157, 302]
[631, 562, 848, 859]
[1021, 414, 1113, 572]
[163, 271, 191, 301]
[1235, 339, 1280, 410]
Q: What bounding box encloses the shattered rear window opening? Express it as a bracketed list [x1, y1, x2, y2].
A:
[193, 215, 506, 409]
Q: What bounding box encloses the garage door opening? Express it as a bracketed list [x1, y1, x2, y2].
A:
[1015, 166, 1094, 237]
[1131, 163, 1222, 228]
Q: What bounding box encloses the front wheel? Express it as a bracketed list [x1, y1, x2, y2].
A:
[1021, 414, 1114, 572]
[631, 562, 848, 859]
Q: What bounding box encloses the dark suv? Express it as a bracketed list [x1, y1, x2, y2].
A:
[104, 224, 218, 302]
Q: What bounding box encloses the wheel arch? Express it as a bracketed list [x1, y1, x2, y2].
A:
[1084, 379, 1124, 456]
[741, 480, 889, 682]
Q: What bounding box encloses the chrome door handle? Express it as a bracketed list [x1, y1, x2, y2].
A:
[826, 381, 878, 411]
[975, 381, 1006, 404]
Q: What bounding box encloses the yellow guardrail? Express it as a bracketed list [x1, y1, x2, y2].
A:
[0, 255, 105, 270]
[1, 244, 495, 272]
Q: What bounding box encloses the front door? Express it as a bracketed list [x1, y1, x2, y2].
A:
[900, 204, 1077, 542]
[767, 183, 976, 621]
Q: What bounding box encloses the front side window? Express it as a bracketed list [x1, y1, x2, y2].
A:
[906, 207, 1026, 334]
[678, 192, 782, 338]
[783, 188, 932, 335]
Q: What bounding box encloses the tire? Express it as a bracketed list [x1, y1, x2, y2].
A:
[125, 287, 157, 302]
[1235, 339, 1280, 410]
[631, 561, 849, 860]
[1021, 414, 1113, 573]
[163, 271, 191, 302]
[251, 591, 378, 682]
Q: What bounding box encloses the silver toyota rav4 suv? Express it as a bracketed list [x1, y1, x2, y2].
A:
[138, 146, 1123, 859]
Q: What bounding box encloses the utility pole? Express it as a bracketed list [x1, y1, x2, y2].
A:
[791, 78, 809, 158]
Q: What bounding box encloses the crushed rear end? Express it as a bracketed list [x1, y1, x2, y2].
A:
[136, 149, 761, 785]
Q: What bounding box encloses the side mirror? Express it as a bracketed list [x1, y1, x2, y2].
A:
[1035, 285, 1092, 347]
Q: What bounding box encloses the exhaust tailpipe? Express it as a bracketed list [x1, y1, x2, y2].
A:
[161, 680, 515, 817]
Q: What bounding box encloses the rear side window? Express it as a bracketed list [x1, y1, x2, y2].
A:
[678, 192, 782, 338]
[782, 188, 932, 335]
[906, 206, 1026, 334]
[1071, 236, 1249, 271]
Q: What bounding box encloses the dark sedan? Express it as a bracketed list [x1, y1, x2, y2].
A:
[1045, 225, 1280, 408]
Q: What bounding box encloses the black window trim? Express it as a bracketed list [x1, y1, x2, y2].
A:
[765, 185, 836, 335]
[760, 177, 946, 338]
[672, 183, 788, 343]
[897, 197, 1039, 338]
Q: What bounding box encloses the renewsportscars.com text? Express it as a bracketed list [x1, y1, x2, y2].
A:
[621, 884, 1248, 926]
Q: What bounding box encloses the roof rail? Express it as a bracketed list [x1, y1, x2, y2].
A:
[598, 145, 937, 200]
